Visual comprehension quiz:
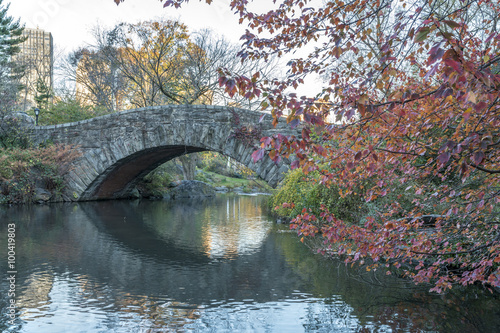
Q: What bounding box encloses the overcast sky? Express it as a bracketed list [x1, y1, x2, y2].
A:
[8, 0, 323, 97]
[8, 0, 245, 51]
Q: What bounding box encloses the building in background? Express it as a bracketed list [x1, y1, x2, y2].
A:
[14, 27, 54, 111]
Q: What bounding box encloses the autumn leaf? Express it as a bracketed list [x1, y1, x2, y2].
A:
[332, 46, 342, 58]
[438, 152, 451, 164]
[289, 118, 300, 129]
[414, 27, 431, 43]
[151, 0, 500, 293]
[251, 148, 265, 162]
[354, 151, 362, 161]
[473, 151, 485, 165]
[358, 94, 369, 104]
[443, 20, 461, 29]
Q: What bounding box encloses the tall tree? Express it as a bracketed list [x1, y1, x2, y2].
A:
[102, 20, 277, 109]
[101, 19, 276, 179]
[60, 46, 128, 113]
[115, 0, 500, 292]
[0, 0, 25, 116]
[34, 77, 52, 111]
[105, 19, 203, 180]
[105, 20, 191, 107]
[0, 0, 26, 149]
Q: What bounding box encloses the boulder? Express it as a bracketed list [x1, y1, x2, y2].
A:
[215, 186, 229, 192]
[34, 187, 52, 203]
[232, 186, 244, 193]
[168, 180, 183, 187]
[128, 188, 141, 199]
[169, 180, 216, 199]
[2, 112, 35, 131]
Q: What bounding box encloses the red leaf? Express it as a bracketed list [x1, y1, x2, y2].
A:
[427, 47, 444, 65]
[438, 152, 450, 164]
[332, 46, 342, 58]
[474, 101, 487, 112]
[218, 76, 227, 87]
[289, 118, 300, 129]
[485, 32, 496, 44]
[251, 148, 265, 162]
[442, 49, 458, 60]
[269, 149, 276, 161]
[354, 151, 362, 161]
[226, 79, 236, 90]
[473, 151, 485, 165]
[443, 58, 462, 73]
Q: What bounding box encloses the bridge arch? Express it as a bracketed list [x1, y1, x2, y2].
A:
[32, 105, 296, 201]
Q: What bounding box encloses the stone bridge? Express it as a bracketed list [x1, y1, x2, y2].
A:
[31, 105, 299, 201]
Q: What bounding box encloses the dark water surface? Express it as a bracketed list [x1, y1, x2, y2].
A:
[1, 195, 499, 332]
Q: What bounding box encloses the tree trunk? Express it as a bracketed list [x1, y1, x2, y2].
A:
[179, 154, 198, 180]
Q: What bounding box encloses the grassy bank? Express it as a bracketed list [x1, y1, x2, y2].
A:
[195, 170, 271, 192]
[0, 145, 79, 204]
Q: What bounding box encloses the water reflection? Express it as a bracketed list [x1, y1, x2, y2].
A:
[0, 195, 499, 332]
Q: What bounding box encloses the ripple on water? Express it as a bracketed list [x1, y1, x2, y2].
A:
[2, 197, 500, 333]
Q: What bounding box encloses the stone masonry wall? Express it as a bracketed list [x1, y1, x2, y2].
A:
[30, 105, 299, 201]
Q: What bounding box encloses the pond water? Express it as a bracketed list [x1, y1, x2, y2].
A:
[1, 194, 499, 332]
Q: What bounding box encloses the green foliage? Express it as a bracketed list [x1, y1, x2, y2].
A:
[0, 0, 25, 113]
[33, 98, 109, 125]
[271, 168, 365, 224]
[272, 166, 456, 226]
[0, 0, 25, 60]
[194, 171, 210, 183]
[271, 169, 317, 218]
[195, 169, 270, 191]
[138, 153, 270, 196]
[0, 116, 32, 149]
[34, 78, 53, 111]
[200, 152, 227, 172]
[139, 164, 175, 196]
[200, 152, 248, 178]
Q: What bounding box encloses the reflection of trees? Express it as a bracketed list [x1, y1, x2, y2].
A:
[80, 200, 210, 265]
[274, 227, 500, 332]
[44, 197, 306, 304]
[16, 271, 54, 320]
[203, 195, 270, 258]
[75, 276, 202, 332]
[139, 195, 271, 259]
[1, 198, 499, 332]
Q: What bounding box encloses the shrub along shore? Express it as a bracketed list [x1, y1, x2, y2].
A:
[270, 167, 500, 294]
[0, 144, 270, 204]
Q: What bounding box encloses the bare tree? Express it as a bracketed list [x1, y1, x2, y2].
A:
[103, 20, 279, 109]
[59, 43, 129, 113]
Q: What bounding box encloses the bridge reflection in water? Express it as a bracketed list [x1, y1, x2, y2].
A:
[1, 195, 499, 332]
